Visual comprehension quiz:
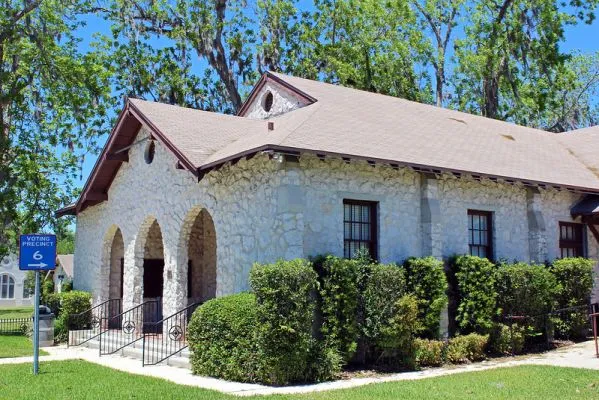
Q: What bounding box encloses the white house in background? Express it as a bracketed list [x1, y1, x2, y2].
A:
[53, 254, 74, 293]
[57, 72, 599, 321]
[0, 254, 33, 307]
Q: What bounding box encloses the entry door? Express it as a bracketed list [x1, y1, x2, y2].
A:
[143, 259, 164, 333]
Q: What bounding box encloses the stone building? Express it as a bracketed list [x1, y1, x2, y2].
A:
[57, 72, 599, 318]
[0, 254, 33, 308]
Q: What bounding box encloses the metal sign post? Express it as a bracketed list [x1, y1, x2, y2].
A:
[18, 234, 57, 375]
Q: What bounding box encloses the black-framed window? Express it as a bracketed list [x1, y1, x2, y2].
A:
[343, 200, 378, 260]
[559, 222, 584, 258]
[468, 210, 493, 259]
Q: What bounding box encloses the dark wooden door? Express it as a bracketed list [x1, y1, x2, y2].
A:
[143, 259, 164, 333]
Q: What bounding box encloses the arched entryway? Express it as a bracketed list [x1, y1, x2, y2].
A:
[180, 207, 217, 305]
[140, 219, 165, 320]
[100, 226, 124, 303]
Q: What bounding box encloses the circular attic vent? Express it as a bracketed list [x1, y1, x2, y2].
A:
[144, 140, 156, 164]
[262, 91, 274, 112]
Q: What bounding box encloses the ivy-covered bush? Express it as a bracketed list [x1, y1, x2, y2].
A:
[404, 257, 448, 339]
[317, 256, 361, 362]
[375, 294, 421, 369]
[450, 256, 496, 335]
[361, 263, 406, 344]
[188, 293, 260, 382]
[414, 338, 445, 367]
[551, 258, 594, 339]
[445, 333, 489, 363]
[250, 259, 319, 385]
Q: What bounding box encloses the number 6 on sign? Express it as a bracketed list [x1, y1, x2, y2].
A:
[33, 251, 43, 261]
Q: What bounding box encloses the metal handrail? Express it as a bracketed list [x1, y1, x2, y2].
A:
[99, 299, 161, 355]
[67, 298, 121, 347]
[142, 302, 200, 366]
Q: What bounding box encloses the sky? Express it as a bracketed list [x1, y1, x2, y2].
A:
[72, 6, 599, 191]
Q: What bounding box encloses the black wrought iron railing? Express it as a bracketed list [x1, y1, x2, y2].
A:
[99, 299, 161, 355]
[0, 317, 32, 335]
[142, 302, 200, 366]
[67, 298, 121, 347]
[502, 302, 599, 354]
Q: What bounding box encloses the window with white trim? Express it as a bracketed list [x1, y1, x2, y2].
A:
[0, 274, 15, 299]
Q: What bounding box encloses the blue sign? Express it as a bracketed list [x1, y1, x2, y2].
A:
[19, 234, 57, 271]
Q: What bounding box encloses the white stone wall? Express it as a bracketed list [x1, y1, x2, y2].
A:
[245, 81, 311, 119]
[74, 132, 599, 315]
[74, 129, 296, 316]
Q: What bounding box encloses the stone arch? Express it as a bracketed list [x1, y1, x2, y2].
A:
[99, 225, 124, 302]
[178, 206, 217, 304]
[134, 216, 165, 303]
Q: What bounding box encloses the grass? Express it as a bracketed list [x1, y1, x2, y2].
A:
[0, 306, 33, 319]
[0, 362, 597, 399]
[0, 335, 49, 358]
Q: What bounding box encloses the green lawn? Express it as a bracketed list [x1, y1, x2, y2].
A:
[0, 362, 597, 399]
[0, 306, 33, 319]
[0, 335, 49, 358]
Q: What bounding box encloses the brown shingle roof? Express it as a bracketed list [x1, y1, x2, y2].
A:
[58, 72, 599, 216]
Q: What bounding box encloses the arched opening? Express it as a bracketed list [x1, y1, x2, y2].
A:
[108, 229, 124, 300]
[140, 219, 164, 324]
[183, 208, 217, 304]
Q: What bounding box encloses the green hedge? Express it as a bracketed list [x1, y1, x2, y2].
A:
[551, 258, 594, 339]
[188, 293, 260, 382]
[54, 291, 91, 343]
[361, 263, 406, 343]
[450, 256, 496, 335]
[495, 262, 558, 318]
[317, 256, 361, 362]
[250, 259, 318, 385]
[404, 257, 448, 339]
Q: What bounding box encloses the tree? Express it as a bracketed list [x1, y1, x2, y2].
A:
[57, 230, 75, 254]
[453, 0, 598, 123]
[542, 52, 599, 132]
[411, 0, 465, 106]
[0, 0, 114, 256]
[285, 0, 430, 102]
[95, 0, 297, 113]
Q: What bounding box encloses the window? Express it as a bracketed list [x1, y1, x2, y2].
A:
[343, 200, 377, 260]
[262, 91, 274, 112]
[144, 140, 155, 164]
[559, 222, 584, 258]
[468, 210, 493, 259]
[0, 274, 14, 299]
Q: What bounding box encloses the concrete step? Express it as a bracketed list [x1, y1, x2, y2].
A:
[71, 330, 191, 369]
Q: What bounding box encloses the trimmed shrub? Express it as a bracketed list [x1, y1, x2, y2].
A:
[361, 263, 407, 343]
[551, 258, 594, 340]
[490, 323, 525, 355]
[450, 256, 496, 335]
[317, 256, 361, 362]
[375, 294, 422, 369]
[250, 259, 318, 385]
[414, 338, 445, 367]
[306, 341, 343, 382]
[62, 280, 73, 292]
[446, 333, 489, 364]
[44, 293, 62, 317]
[54, 291, 91, 343]
[404, 257, 448, 339]
[495, 262, 558, 318]
[188, 293, 260, 382]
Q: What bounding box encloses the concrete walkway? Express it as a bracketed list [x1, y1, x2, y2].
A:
[1, 341, 598, 396]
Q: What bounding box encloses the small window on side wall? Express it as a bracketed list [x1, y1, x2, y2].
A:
[559, 222, 584, 258]
[468, 210, 493, 259]
[343, 200, 378, 260]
